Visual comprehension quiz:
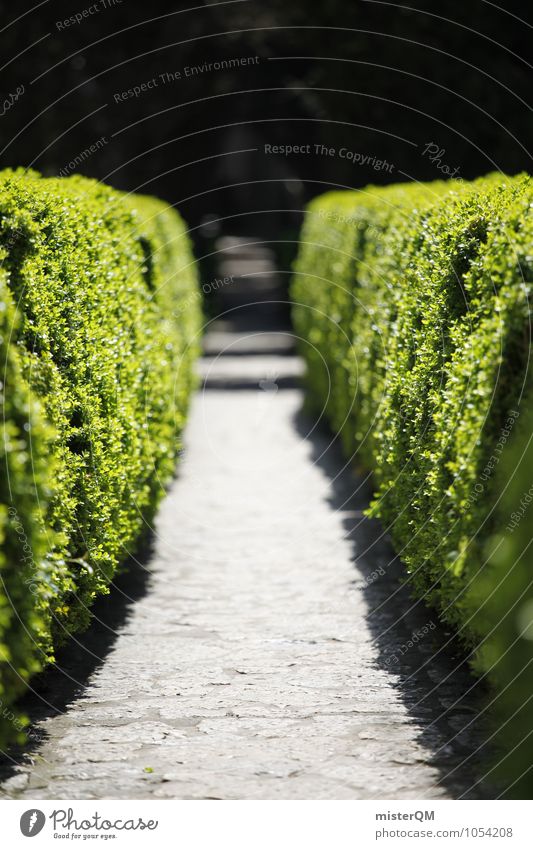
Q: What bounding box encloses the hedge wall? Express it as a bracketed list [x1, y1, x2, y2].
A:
[292, 173, 533, 796]
[471, 410, 533, 797]
[0, 170, 200, 746]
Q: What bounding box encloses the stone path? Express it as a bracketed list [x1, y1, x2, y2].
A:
[0, 321, 488, 800]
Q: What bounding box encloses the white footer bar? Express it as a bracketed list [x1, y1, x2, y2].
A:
[1, 799, 531, 848]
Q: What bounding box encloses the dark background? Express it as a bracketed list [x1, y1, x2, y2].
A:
[0, 0, 531, 266]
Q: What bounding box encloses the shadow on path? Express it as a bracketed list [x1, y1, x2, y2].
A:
[0, 538, 153, 786]
[293, 409, 492, 799]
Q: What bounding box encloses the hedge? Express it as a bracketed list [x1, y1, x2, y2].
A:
[0, 170, 200, 746]
[472, 410, 533, 797]
[292, 173, 533, 796]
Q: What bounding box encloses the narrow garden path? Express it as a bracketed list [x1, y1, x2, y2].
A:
[0, 245, 488, 800]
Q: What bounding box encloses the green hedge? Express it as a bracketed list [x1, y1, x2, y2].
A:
[0, 170, 200, 746]
[472, 410, 533, 797]
[292, 174, 533, 796]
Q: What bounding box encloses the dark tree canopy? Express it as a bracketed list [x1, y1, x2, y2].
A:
[0, 0, 530, 237]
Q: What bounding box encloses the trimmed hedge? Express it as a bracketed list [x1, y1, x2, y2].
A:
[292, 174, 533, 796]
[0, 170, 200, 745]
[472, 411, 533, 797]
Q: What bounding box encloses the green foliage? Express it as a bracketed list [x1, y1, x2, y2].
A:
[292, 173, 533, 796]
[0, 170, 201, 746]
[470, 411, 533, 797]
